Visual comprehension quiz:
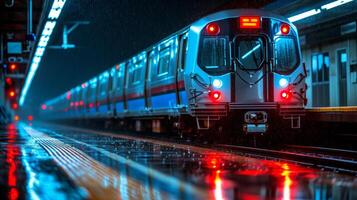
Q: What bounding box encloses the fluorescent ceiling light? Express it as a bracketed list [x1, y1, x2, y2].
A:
[288, 9, 321, 22]
[19, 0, 67, 106]
[321, 0, 353, 10]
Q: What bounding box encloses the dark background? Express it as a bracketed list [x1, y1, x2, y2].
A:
[26, 0, 271, 112]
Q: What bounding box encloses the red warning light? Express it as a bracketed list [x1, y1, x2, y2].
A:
[280, 90, 292, 100]
[12, 103, 18, 110]
[240, 16, 260, 29]
[280, 23, 290, 35]
[27, 115, 33, 121]
[6, 78, 12, 85]
[9, 90, 16, 98]
[205, 23, 220, 35]
[41, 104, 47, 110]
[9, 64, 17, 71]
[209, 90, 222, 101]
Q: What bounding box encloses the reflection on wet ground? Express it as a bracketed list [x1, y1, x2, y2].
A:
[1, 122, 357, 199]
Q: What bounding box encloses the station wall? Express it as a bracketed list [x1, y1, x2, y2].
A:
[302, 39, 357, 107]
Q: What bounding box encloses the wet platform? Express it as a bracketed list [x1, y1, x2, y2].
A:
[1, 122, 357, 200]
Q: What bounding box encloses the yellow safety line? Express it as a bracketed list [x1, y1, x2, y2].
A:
[23, 126, 174, 200]
[306, 106, 357, 112]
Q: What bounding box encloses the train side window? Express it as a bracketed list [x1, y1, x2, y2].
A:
[274, 37, 299, 74]
[158, 47, 170, 76]
[131, 60, 145, 85]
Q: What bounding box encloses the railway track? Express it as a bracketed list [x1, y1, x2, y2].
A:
[284, 145, 357, 161]
[216, 144, 357, 173]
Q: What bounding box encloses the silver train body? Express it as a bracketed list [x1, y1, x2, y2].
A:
[41, 9, 307, 134]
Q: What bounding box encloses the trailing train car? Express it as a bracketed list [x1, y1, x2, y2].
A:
[40, 9, 307, 136]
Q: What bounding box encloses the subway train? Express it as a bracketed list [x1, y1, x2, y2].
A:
[40, 9, 307, 137]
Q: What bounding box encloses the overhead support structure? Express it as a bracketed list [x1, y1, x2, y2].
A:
[288, 0, 355, 23]
[48, 21, 90, 49]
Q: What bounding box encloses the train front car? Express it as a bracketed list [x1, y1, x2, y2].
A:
[185, 10, 307, 136]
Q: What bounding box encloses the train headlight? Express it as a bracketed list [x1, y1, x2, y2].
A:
[212, 79, 223, 88]
[279, 78, 288, 88]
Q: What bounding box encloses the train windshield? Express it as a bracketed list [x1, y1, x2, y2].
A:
[198, 36, 230, 75]
[274, 37, 299, 74]
[235, 37, 265, 71]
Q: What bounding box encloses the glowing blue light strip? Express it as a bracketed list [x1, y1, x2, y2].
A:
[321, 0, 353, 10]
[241, 44, 261, 60]
[288, 0, 354, 23]
[288, 9, 321, 22]
[19, 0, 67, 106]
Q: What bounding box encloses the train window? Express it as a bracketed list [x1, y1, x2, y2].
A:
[311, 53, 329, 83]
[158, 47, 170, 75]
[132, 67, 143, 84]
[274, 37, 299, 74]
[236, 38, 265, 70]
[198, 37, 229, 75]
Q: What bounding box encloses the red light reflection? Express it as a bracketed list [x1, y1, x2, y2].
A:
[281, 164, 292, 200]
[6, 124, 20, 200]
[214, 170, 224, 200]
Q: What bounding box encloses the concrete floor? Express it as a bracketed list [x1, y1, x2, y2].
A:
[1, 122, 356, 200]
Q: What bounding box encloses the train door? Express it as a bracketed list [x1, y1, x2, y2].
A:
[145, 50, 155, 109]
[337, 49, 347, 106]
[232, 35, 268, 103]
[176, 32, 188, 106]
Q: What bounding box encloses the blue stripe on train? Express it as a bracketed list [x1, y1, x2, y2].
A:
[127, 98, 145, 111]
[179, 90, 188, 105]
[151, 92, 177, 109]
[115, 102, 124, 113]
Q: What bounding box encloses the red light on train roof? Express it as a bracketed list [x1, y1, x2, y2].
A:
[205, 23, 220, 35]
[280, 23, 290, 35]
[240, 16, 260, 29]
[28, 115, 33, 121]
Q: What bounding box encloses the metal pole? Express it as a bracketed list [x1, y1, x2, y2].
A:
[27, 0, 32, 35]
